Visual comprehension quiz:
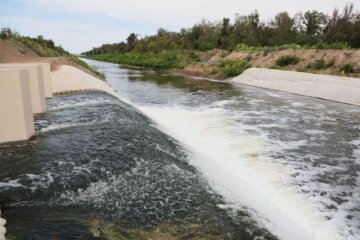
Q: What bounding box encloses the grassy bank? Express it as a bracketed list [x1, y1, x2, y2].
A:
[85, 51, 252, 78]
[0, 28, 105, 79]
[85, 46, 360, 79]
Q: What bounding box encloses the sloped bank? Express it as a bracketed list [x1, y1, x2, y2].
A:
[231, 68, 360, 106]
[51, 65, 116, 96]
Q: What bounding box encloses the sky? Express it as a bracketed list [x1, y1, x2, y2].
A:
[0, 0, 354, 54]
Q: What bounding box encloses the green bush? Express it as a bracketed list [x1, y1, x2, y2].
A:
[306, 59, 325, 70]
[276, 55, 300, 66]
[219, 59, 251, 77]
[306, 58, 336, 70]
[312, 41, 350, 50]
[340, 63, 355, 74]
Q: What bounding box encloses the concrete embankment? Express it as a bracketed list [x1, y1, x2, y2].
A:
[232, 68, 360, 106]
[51, 65, 116, 96]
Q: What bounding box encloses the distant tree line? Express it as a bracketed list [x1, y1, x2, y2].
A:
[83, 3, 360, 55]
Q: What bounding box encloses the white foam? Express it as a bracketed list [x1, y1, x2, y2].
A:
[0, 179, 24, 189]
[139, 105, 340, 240]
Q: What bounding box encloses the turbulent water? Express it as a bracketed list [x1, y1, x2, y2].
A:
[0, 59, 359, 240]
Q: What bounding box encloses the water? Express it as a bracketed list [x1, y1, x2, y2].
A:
[0, 59, 359, 240]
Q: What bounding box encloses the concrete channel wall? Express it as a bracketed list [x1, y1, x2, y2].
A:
[0, 65, 46, 114]
[0, 69, 35, 144]
[0, 63, 52, 98]
[51, 65, 116, 96]
[232, 68, 360, 106]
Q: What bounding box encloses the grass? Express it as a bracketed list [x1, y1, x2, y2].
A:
[18, 37, 65, 57]
[70, 56, 105, 80]
[235, 42, 351, 53]
[276, 55, 300, 66]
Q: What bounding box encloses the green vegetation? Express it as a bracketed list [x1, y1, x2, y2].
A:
[217, 59, 252, 77]
[84, 3, 360, 56]
[0, 28, 68, 57]
[340, 63, 355, 74]
[69, 56, 105, 79]
[88, 50, 190, 69]
[82, 3, 359, 78]
[0, 27, 104, 79]
[276, 55, 300, 66]
[306, 58, 336, 70]
[19, 36, 68, 57]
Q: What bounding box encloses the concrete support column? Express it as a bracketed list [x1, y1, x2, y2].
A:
[40, 63, 53, 98]
[13, 63, 53, 98]
[0, 65, 46, 114]
[0, 69, 35, 144]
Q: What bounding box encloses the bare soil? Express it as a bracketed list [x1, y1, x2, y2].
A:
[181, 48, 360, 79]
[0, 39, 100, 78]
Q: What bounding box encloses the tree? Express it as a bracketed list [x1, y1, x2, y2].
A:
[126, 33, 138, 49]
[324, 3, 359, 47]
[303, 10, 327, 35]
[270, 12, 296, 44]
[218, 18, 235, 49]
[233, 11, 261, 46]
[0, 27, 18, 39]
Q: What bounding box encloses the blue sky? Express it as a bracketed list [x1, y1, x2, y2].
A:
[0, 0, 353, 53]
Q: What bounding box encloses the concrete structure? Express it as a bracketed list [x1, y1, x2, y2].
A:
[0, 69, 35, 144]
[232, 68, 360, 106]
[40, 62, 53, 98]
[0, 64, 46, 113]
[16, 63, 53, 98]
[0, 209, 6, 240]
[51, 65, 116, 96]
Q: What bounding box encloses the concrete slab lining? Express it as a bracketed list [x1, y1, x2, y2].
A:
[51, 65, 116, 96]
[0, 65, 46, 113]
[232, 68, 360, 106]
[0, 69, 35, 144]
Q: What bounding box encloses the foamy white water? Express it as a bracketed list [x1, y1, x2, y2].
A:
[84, 58, 360, 240]
[140, 105, 339, 240]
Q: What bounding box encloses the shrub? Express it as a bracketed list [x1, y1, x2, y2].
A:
[340, 63, 355, 74]
[188, 51, 200, 63]
[306, 59, 325, 70]
[306, 58, 336, 70]
[219, 59, 251, 77]
[312, 40, 350, 50]
[276, 55, 300, 66]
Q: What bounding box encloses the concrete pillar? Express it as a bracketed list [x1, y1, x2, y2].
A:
[40, 63, 53, 98]
[0, 65, 46, 114]
[11, 63, 53, 98]
[0, 69, 35, 144]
